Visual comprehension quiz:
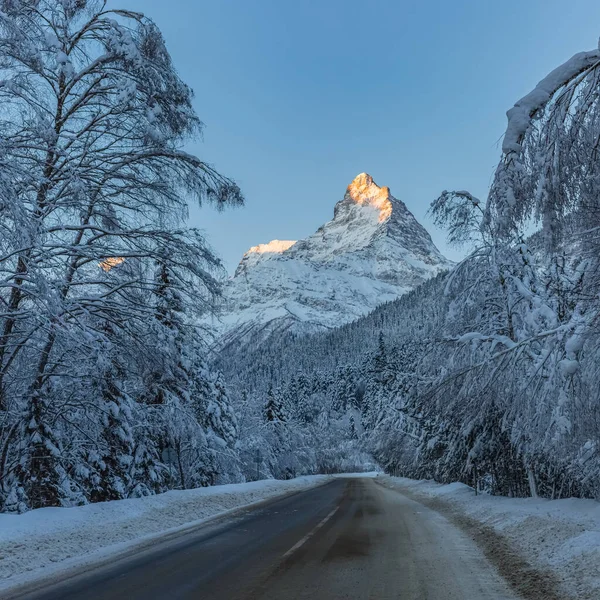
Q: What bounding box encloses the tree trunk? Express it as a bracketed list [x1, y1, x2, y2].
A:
[527, 467, 538, 498]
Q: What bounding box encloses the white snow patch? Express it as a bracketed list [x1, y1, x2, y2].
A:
[503, 49, 600, 155]
[332, 471, 380, 478]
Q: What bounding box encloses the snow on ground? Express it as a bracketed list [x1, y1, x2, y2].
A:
[383, 476, 600, 600]
[333, 471, 379, 478]
[0, 475, 330, 593]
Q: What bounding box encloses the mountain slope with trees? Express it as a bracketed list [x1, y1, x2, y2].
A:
[210, 172, 452, 354]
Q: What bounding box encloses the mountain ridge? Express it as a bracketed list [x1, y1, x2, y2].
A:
[209, 173, 453, 350]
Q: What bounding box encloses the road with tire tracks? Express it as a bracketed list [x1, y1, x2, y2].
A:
[15, 477, 519, 599]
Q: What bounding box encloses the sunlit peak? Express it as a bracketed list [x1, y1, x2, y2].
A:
[246, 239, 296, 255]
[347, 173, 393, 222]
[99, 256, 125, 272]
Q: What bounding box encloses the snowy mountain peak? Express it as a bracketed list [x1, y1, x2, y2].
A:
[235, 239, 297, 276]
[345, 172, 393, 223]
[247, 239, 297, 255]
[212, 174, 453, 349]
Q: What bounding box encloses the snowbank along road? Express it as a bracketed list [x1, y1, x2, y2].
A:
[13, 478, 520, 599]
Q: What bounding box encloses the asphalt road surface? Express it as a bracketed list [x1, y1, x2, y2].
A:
[16, 478, 520, 600]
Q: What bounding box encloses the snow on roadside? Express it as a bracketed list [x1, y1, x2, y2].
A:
[332, 471, 379, 478]
[383, 476, 600, 600]
[0, 475, 330, 593]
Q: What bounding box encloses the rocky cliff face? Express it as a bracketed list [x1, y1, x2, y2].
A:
[210, 173, 452, 349]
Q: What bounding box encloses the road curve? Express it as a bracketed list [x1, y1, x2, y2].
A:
[15, 478, 520, 599]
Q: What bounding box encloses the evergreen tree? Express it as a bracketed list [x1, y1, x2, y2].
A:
[13, 391, 63, 509]
[264, 385, 286, 423]
[349, 415, 358, 440]
[89, 375, 135, 502]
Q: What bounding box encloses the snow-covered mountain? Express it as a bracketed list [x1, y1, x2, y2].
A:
[211, 173, 452, 349]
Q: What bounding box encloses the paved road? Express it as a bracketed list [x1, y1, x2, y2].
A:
[16, 478, 519, 600]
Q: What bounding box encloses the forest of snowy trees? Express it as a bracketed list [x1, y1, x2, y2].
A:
[2, 0, 599, 514]
[221, 42, 600, 501]
[0, 1, 244, 512]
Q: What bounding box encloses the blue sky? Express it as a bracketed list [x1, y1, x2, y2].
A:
[122, 0, 600, 272]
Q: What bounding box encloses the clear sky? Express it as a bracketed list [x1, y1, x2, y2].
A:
[121, 0, 600, 272]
